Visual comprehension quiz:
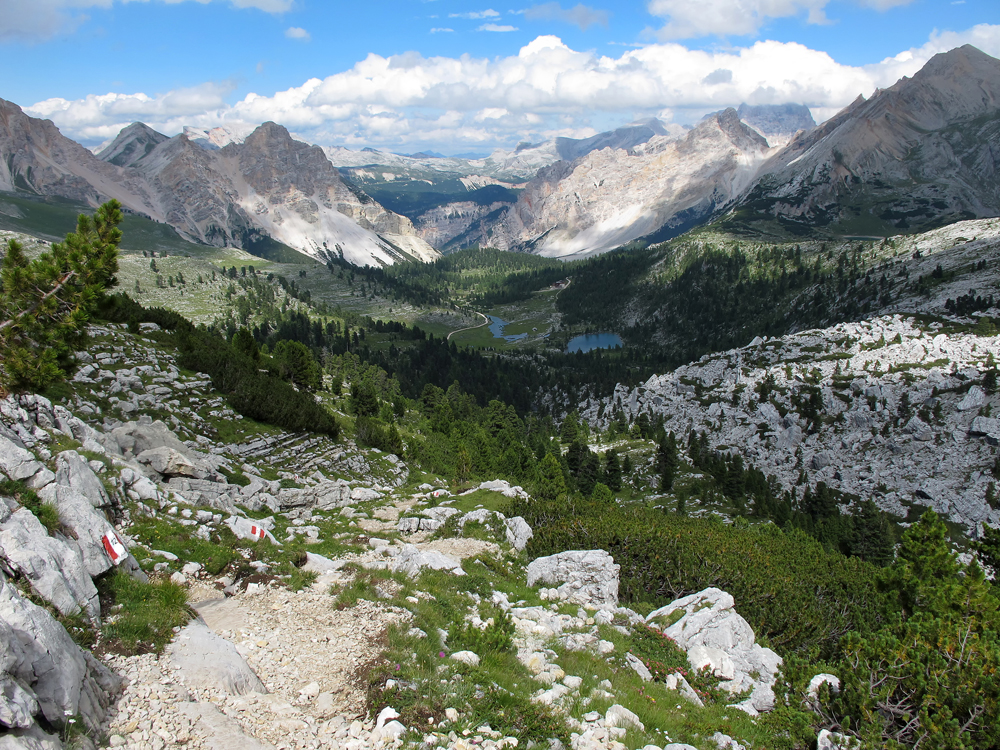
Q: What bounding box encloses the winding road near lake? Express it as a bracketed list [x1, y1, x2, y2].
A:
[446, 311, 490, 341]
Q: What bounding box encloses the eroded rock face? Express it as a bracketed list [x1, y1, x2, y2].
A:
[526, 550, 620, 609]
[646, 588, 782, 715]
[476, 109, 771, 258]
[53, 450, 110, 508]
[0, 502, 100, 622]
[167, 620, 266, 696]
[0, 573, 121, 736]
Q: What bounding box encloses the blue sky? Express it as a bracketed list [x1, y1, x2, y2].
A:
[2, 0, 999, 154]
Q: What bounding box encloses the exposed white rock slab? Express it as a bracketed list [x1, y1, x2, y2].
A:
[167, 620, 266, 696]
[647, 588, 782, 714]
[527, 549, 620, 609]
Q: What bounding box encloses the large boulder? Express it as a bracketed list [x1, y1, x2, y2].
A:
[278, 479, 352, 511]
[0, 431, 47, 485]
[458, 509, 533, 551]
[167, 620, 266, 695]
[958, 386, 987, 412]
[0, 501, 100, 622]
[0, 725, 62, 750]
[0, 573, 121, 735]
[37, 484, 115, 579]
[108, 419, 219, 480]
[107, 419, 189, 457]
[390, 545, 465, 577]
[53, 451, 110, 508]
[136, 446, 200, 479]
[526, 550, 619, 609]
[646, 588, 782, 714]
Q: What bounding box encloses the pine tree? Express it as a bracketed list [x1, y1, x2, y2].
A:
[0, 200, 121, 392]
[536, 453, 567, 502]
[837, 510, 1000, 749]
[657, 431, 679, 491]
[560, 411, 579, 443]
[603, 449, 622, 491]
[578, 452, 601, 496]
[851, 499, 895, 565]
[621, 452, 633, 478]
[591, 482, 613, 503]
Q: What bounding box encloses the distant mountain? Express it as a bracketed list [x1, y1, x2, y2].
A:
[328, 120, 683, 194]
[735, 45, 1000, 235]
[95, 122, 170, 167]
[553, 119, 682, 162]
[0, 100, 437, 266]
[466, 109, 771, 257]
[735, 103, 815, 147]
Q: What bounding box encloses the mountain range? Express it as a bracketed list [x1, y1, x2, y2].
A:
[2, 44, 999, 265]
[0, 101, 437, 266]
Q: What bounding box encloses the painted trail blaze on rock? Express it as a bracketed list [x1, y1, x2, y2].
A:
[249, 524, 266, 540]
[101, 529, 128, 566]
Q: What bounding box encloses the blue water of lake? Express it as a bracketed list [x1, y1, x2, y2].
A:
[488, 316, 528, 342]
[566, 333, 623, 353]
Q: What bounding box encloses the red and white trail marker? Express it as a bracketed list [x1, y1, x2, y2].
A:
[102, 529, 128, 566]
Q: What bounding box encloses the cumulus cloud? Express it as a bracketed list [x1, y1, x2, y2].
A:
[27, 24, 1000, 153]
[448, 9, 499, 18]
[430, 27, 453, 33]
[647, 0, 914, 40]
[0, 0, 291, 41]
[478, 23, 517, 31]
[523, 3, 608, 31]
[285, 26, 310, 41]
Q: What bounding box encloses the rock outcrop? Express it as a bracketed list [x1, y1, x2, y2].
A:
[647, 588, 782, 715]
[527, 550, 620, 609]
[0, 572, 121, 738]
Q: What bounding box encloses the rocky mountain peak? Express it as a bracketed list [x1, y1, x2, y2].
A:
[916, 43, 1000, 84]
[736, 103, 816, 144]
[239, 120, 294, 150]
[96, 122, 169, 168]
[695, 107, 770, 152]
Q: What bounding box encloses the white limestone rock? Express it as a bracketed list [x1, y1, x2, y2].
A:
[390, 545, 464, 577]
[451, 651, 480, 666]
[0, 504, 100, 621]
[527, 550, 619, 609]
[816, 729, 860, 750]
[167, 619, 266, 695]
[958, 385, 987, 411]
[646, 588, 782, 713]
[605, 704, 644, 731]
[137, 446, 200, 478]
[624, 652, 652, 682]
[53, 450, 110, 508]
[0, 573, 120, 735]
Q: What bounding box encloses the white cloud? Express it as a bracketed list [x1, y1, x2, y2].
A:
[285, 26, 310, 40]
[478, 23, 517, 31]
[430, 27, 454, 33]
[27, 24, 1000, 153]
[647, 0, 914, 40]
[0, 0, 291, 41]
[448, 9, 499, 18]
[523, 3, 608, 31]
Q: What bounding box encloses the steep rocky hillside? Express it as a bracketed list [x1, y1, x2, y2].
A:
[0, 321, 816, 750]
[581, 313, 1000, 535]
[472, 110, 771, 258]
[0, 100, 436, 267]
[735, 45, 1000, 235]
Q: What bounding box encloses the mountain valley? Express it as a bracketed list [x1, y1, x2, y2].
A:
[4, 39, 1000, 750]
